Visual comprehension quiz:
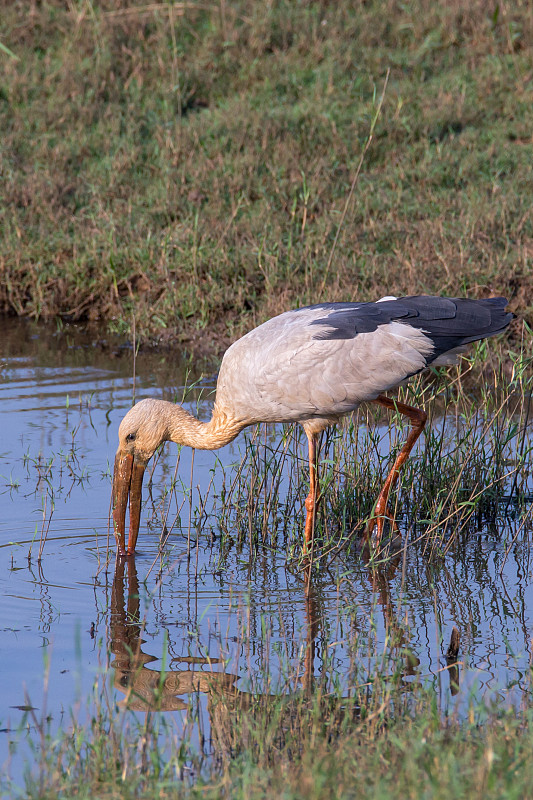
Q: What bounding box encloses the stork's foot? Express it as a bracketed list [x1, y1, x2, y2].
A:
[365, 503, 401, 546]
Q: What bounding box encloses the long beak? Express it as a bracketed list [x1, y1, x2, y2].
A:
[112, 452, 146, 556]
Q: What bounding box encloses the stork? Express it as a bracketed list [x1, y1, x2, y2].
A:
[112, 295, 512, 556]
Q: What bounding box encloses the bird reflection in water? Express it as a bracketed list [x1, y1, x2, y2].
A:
[110, 558, 323, 718]
[111, 559, 244, 712]
[109, 554, 460, 726]
[363, 549, 460, 696]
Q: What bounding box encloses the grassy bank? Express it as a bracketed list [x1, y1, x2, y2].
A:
[1, 1, 532, 354]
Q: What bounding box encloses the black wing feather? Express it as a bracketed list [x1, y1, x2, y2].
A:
[307, 296, 512, 362]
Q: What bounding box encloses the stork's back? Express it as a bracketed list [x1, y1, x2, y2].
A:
[309, 296, 513, 363]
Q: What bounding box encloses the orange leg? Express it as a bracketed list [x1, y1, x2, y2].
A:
[304, 432, 320, 551]
[366, 394, 427, 544]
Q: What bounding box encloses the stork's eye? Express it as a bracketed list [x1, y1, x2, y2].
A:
[126, 433, 136, 442]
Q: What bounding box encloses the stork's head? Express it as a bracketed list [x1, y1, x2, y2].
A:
[112, 399, 172, 556]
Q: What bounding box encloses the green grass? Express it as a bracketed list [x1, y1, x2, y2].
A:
[1, 1, 532, 354]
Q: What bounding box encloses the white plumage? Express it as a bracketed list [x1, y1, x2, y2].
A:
[216, 308, 433, 426]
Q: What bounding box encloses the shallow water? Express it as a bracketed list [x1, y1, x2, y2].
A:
[1, 318, 532, 788]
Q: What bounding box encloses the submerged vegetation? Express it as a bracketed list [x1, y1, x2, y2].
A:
[1, 1, 532, 354]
